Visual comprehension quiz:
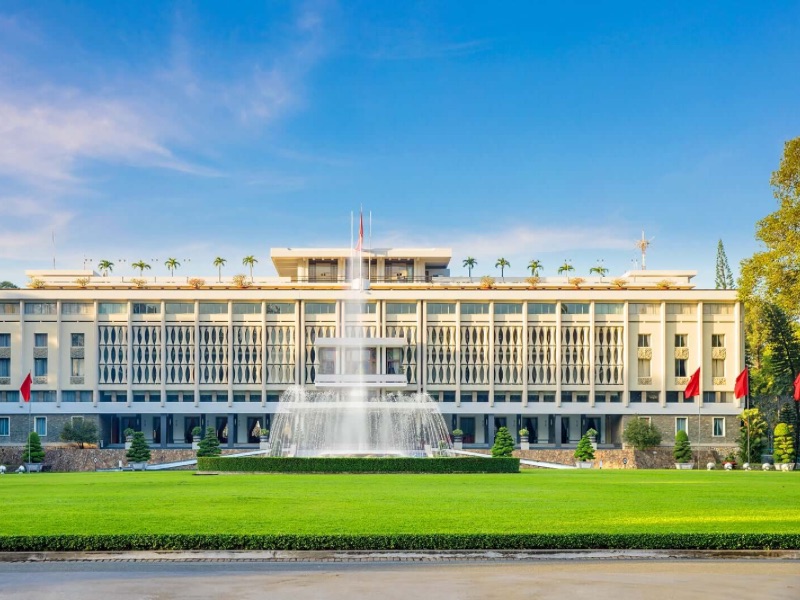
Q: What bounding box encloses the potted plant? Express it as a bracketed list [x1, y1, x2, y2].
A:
[574, 433, 595, 468]
[125, 431, 151, 471]
[123, 427, 135, 450]
[191, 426, 202, 450]
[452, 428, 464, 451]
[519, 428, 530, 451]
[22, 431, 45, 473]
[585, 427, 598, 450]
[722, 451, 737, 469]
[259, 428, 270, 450]
[673, 430, 694, 469]
[773, 423, 796, 470]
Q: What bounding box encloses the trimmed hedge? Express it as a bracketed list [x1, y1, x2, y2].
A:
[0, 533, 798, 552]
[197, 456, 520, 474]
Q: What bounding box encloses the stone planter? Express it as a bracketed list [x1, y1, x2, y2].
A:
[520, 440, 530, 451]
[259, 435, 270, 450]
[130, 462, 148, 471]
[192, 436, 201, 451]
[453, 437, 463, 451]
[675, 462, 695, 470]
[589, 436, 598, 451]
[575, 461, 594, 469]
[778, 462, 796, 471]
[23, 463, 43, 473]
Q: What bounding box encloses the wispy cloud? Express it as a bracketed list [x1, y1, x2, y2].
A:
[0, 196, 73, 260]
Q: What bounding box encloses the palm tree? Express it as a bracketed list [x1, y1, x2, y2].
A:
[213, 257, 227, 283]
[242, 255, 258, 282]
[97, 260, 114, 277]
[132, 261, 151, 276]
[164, 258, 180, 277]
[495, 258, 510, 279]
[589, 264, 609, 278]
[463, 257, 477, 279]
[557, 261, 574, 276]
[527, 260, 543, 276]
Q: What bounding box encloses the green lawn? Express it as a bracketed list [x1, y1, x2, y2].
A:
[2, 470, 799, 537]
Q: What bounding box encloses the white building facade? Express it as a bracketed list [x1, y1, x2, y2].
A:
[0, 247, 743, 450]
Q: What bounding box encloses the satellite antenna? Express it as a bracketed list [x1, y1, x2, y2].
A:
[635, 230, 655, 270]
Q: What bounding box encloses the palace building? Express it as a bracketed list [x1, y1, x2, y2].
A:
[0, 246, 743, 450]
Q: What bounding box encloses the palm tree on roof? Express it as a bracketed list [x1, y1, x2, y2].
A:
[97, 260, 114, 277]
[132, 261, 151, 276]
[527, 260, 543, 277]
[242, 255, 258, 283]
[165, 258, 180, 277]
[463, 257, 477, 279]
[213, 257, 227, 283]
[495, 258, 510, 280]
[557, 261, 574, 276]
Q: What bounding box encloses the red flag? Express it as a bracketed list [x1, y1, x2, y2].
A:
[20, 372, 32, 402]
[794, 373, 800, 401]
[684, 368, 700, 399]
[355, 212, 363, 252]
[734, 368, 749, 399]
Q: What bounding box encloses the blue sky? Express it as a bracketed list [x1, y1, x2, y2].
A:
[1, 1, 799, 287]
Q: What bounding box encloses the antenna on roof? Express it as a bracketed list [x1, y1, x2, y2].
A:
[634, 230, 655, 270]
[52, 231, 56, 269]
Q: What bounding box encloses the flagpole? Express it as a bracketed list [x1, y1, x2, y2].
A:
[368, 211, 372, 281]
[28, 377, 32, 468]
[350, 211, 354, 282]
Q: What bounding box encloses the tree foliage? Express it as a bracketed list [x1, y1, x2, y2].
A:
[491, 426, 514, 457]
[0, 281, 19, 289]
[22, 431, 45, 463]
[622, 418, 662, 450]
[125, 431, 151, 463]
[197, 426, 222, 457]
[60, 419, 99, 449]
[574, 434, 595, 461]
[738, 408, 768, 464]
[673, 430, 693, 463]
[773, 423, 795, 464]
[715, 239, 734, 289]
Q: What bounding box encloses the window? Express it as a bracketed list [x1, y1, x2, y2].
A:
[232, 303, 261, 315]
[476, 392, 489, 403]
[0, 358, 9, 377]
[713, 417, 725, 437]
[666, 391, 680, 403]
[132, 303, 160, 314]
[266, 303, 295, 314]
[561, 303, 589, 314]
[71, 358, 85, 377]
[542, 393, 556, 403]
[638, 359, 651, 377]
[494, 303, 522, 315]
[712, 359, 725, 378]
[165, 302, 194, 314]
[561, 391, 573, 403]
[675, 358, 687, 377]
[427, 303, 455, 315]
[199, 302, 228, 314]
[629, 391, 642, 403]
[576, 394, 589, 403]
[443, 392, 456, 403]
[703, 391, 716, 404]
[305, 302, 335, 315]
[594, 393, 606, 403]
[0, 416, 8, 436]
[675, 334, 687, 348]
[630, 303, 658, 315]
[712, 334, 725, 348]
[608, 393, 621, 403]
[62, 302, 93, 315]
[0, 302, 20, 315]
[595, 303, 623, 315]
[667, 303, 696, 315]
[34, 358, 48, 377]
[461, 303, 489, 315]
[25, 302, 56, 315]
[646, 391, 660, 403]
[638, 334, 651, 348]
[385, 303, 416, 315]
[528, 303, 556, 315]
[35, 416, 47, 436]
[34, 333, 48, 347]
[704, 304, 733, 315]
[460, 393, 473, 403]
[98, 302, 127, 315]
[0, 333, 9, 347]
[676, 417, 688, 434]
[71, 333, 84, 348]
[346, 302, 376, 314]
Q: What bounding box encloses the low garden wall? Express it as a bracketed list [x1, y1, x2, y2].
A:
[197, 456, 521, 474]
[514, 447, 735, 469]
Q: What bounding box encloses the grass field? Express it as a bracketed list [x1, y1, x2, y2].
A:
[2, 470, 799, 537]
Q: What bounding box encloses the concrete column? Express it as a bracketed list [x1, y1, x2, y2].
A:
[589, 301, 595, 407]
[623, 302, 630, 407]
[484, 414, 491, 446]
[522, 301, 529, 406]
[55, 300, 62, 405]
[193, 302, 200, 406]
[126, 302, 132, 407]
[488, 301, 495, 405]
[228, 412, 235, 448]
[160, 301, 166, 407]
[93, 301, 100, 405]
[555, 302, 562, 407]
[261, 302, 268, 404]
[296, 300, 303, 386]
[160, 413, 167, 448]
[554, 414, 562, 448]
[697, 301, 704, 409]
[660, 301, 667, 406]
[455, 302, 461, 407]
[418, 300, 425, 393]
[227, 302, 233, 406]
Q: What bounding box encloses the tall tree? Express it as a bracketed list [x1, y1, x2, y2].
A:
[495, 258, 510, 279]
[462, 257, 477, 279]
[715, 240, 734, 289]
[242, 255, 258, 282]
[527, 260, 543, 276]
[0, 281, 19, 289]
[213, 257, 227, 282]
[164, 258, 180, 277]
[97, 260, 114, 277]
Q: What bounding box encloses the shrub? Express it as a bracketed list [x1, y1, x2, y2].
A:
[452, 428, 463, 437]
[574, 434, 595, 461]
[125, 432, 151, 463]
[123, 428, 135, 439]
[197, 426, 221, 457]
[568, 277, 585, 288]
[22, 432, 45, 463]
[622, 418, 662, 450]
[525, 276, 540, 288]
[191, 426, 202, 437]
[187, 278, 205, 289]
[773, 423, 795, 465]
[75, 277, 90, 288]
[130, 278, 147, 289]
[610, 278, 627, 289]
[60, 419, 99, 449]
[232, 274, 251, 289]
[491, 426, 514, 458]
[519, 428, 529, 437]
[479, 276, 495, 289]
[656, 279, 675, 289]
[197, 456, 520, 474]
[673, 430, 693, 463]
[28, 278, 45, 289]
